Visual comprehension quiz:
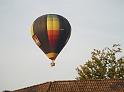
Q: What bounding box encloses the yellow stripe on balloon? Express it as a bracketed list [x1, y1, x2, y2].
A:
[31, 24, 34, 36]
[53, 16, 59, 31]
[47, 15, 53, 30]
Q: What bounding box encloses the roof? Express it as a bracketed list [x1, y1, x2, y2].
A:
[10, 79, 124, 92]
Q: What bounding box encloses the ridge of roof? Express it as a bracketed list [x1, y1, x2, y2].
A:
[51, 79, 124, 83]
[12, 81, 51, 92]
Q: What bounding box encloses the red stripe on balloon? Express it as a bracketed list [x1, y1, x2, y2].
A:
[48, 30, 59, 48]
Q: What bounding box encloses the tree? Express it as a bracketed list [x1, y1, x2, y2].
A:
[76, 44, 124, 80]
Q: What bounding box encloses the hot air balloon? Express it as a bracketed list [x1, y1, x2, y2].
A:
[31, 14, 71, 66]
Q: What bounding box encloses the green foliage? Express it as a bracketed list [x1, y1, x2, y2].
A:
[76, 44, 124, 80]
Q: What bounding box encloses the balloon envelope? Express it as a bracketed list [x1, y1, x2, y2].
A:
[31, 14, 71, 63]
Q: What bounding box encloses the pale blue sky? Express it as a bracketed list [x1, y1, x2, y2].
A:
[0, 0, 124, 91]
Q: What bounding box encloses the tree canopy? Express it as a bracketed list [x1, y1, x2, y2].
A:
[76, 44, 124, 80]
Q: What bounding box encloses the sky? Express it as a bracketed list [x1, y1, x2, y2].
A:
[0, 0, 124, 91]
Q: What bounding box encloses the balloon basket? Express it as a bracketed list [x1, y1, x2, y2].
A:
[50, 62, 55, 67]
